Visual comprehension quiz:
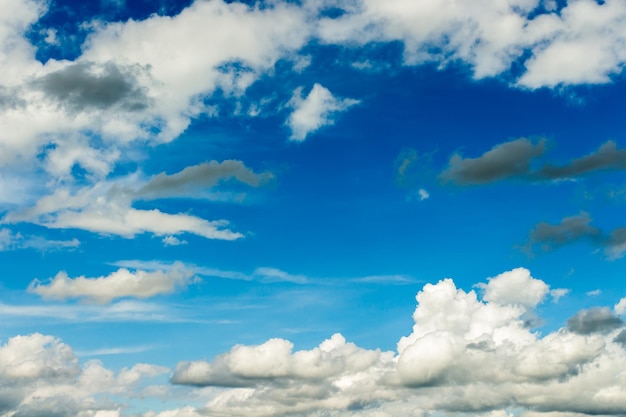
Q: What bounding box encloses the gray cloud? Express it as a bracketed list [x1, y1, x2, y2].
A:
[34, 62, 150, 113]
[439, 140, 626, 186]
[136, 160, 274, 200]
[538, 141, 626, 179]
[605, 227, 626, 260]
[524, 214, 626, 260]
[524, 213, 602, 253]
[567, 307, 624, 335]
[439, 138, 546, 185]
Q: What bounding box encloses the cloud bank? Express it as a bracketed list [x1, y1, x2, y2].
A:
[166, 268, 626, 417]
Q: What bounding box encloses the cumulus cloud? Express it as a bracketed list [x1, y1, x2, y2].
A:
[28, 263, 196, 303]
[168, 267, 626, 417]
[439, 138, 546, 185]
[287, 83, 359, 141]
[0, 333, 167, 417]
[317, 0, 626, 88]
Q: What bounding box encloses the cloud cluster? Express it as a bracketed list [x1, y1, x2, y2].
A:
[318, 0, 626, 87]
[0, 333, 168, 417]
[3, 268, 626, 416]
[167, 268, 626, 417]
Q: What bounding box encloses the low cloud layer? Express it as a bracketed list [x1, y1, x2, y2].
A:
[3, 268, 626, 416]
[168, 268, 626, 417]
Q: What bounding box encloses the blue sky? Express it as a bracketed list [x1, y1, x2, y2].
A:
[2, 0, 626, 416]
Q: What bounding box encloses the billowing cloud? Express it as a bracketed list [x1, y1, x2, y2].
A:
[287, 83, 359, 141]
[169, 268, 626, 417]
[28, 263, 196, 303]
[0, 333, 167, 417]
[439, 138, 546, 185]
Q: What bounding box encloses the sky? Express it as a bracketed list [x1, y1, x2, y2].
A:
[2, 0, 626, 416]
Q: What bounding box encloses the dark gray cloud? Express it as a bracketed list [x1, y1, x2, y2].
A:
[524, 214, 626, 260]
[567, 307, 623, 334]
[439, 139, 626, 186]
[34, 62, 150, 113]
[136, 160, 274, 200]
[524, 212, 602, 253]
[538, 141, 626, 179]
[439, 138, 546, 185]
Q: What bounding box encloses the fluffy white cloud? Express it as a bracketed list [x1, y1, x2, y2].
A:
[287, 83, 359, 141]
[169, 268, 626, 417]
[317, 0, 626, 88]
[28, 262, 196, 303]
[0, 333, 168, 417]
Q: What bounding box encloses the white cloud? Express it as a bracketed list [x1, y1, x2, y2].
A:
[28, 262, 196, 303]
[287, 83, 359, 141]
[253, 267, 308, 284]
[316, 0, 626, 88]
[3, 164, 251, 240]
[477, 267, 549, 308]
[168, 267, 626, 417]
[615, 297, 626, 315]
[0, 227, 80, 252]
[550, 288, 570, 302]
[162, 235, 187, 246]
[0, 332, 167, 417]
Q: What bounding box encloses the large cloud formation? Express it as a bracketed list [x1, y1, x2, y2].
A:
[166, 268, 626, 417]
[3, 268, 626, 416]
